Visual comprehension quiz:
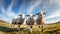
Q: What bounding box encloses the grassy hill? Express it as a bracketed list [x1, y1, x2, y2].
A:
[0, 20, 60, 34]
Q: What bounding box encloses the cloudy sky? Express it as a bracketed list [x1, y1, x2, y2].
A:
[0, 0, 60, 24]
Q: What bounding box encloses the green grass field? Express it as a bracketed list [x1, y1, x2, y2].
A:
[0, 21, 60, 34]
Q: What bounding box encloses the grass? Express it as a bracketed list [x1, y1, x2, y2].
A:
[0, 22, 60, 34]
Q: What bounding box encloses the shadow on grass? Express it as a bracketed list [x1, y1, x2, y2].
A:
[0, 26, 13, 32]
[0, 26, 40, 34]
[44, 29, 60, 34]
[0, 26, 25, 32]
[0, 26, 60, 34]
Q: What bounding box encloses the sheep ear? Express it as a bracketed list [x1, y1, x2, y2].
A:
[43, 12, 46, 15]
[33, 15, 35, 17]
[19, 15, 22, 16]
[26, 15, 30, 17]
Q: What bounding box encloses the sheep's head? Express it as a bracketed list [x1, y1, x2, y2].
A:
[40, 11, 46, 15]
[26, 14, 35, 18]
[19, 14, 25, 19]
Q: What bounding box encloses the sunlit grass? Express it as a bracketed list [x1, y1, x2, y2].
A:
[0, 22, 60, 34]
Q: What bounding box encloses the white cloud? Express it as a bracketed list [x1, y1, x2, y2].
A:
[45, 0, 60, 21]
[27, 0, 42, 14]
[46, 9, 60, 20]
[45, 17, 60, 24]
[7, 0, 18, 17]
[44, 0, 60, 23]
[0, 0, 18, 23]
[50, 0, 60, 5]
[45, 9, 60, 24]
[18, 1, 25, 14]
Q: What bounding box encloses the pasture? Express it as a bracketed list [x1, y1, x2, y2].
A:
[0, 22, 60, 34]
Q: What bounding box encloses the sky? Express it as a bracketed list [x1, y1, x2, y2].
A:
[0, 0, 60, 24]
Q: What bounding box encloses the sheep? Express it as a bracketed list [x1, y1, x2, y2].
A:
[36, 11, 46, 32]
[26, 14, 35, 33]
[11, 14, 25, 31]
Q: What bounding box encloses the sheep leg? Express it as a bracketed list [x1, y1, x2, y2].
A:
[41, 24, 44, 32]
[38, 25, 40, 32]
[30, 25, 32, 33]
[17, 24, 20, 31]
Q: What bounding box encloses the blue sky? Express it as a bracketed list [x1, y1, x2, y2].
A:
[0, 0, 60, 24]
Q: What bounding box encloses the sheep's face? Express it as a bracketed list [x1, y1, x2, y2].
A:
[38, 11, 46, 16]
